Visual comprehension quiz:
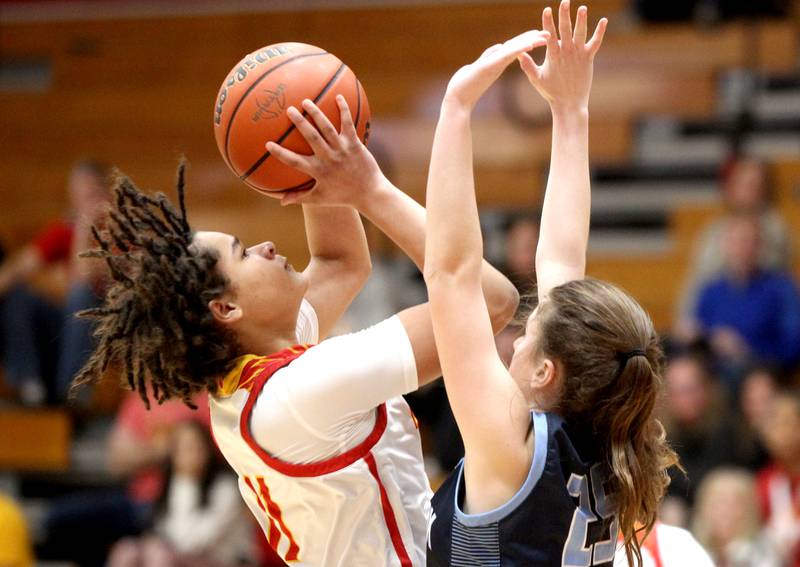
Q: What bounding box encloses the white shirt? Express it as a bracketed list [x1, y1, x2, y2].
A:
[209, 299, 432, 566]
[613, 523, 715, 567]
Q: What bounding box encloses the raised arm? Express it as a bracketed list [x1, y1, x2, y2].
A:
[268, 97, 519, 385]
[269, 100, 372, 340]
[423, 31, 551, 502]
[518, 1, 606, 302]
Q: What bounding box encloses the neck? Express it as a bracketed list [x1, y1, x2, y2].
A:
[236, 323, 298, 356]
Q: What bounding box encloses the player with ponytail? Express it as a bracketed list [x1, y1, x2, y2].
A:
[423, 2, 679, 565]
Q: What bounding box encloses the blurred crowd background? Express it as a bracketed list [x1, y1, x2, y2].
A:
[2, 0, 800, 565]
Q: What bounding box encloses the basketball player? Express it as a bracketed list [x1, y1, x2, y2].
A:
[72, 93, 522, 565]
[423, 3, 679, 565]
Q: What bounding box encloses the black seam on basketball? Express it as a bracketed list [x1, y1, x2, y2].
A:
[240, 61, 348, 181]
[353, 74, 362, 130]
[243, 176, 316, 194]
[223, 51, 329, 170]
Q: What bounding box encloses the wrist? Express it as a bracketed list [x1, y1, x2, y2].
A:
[440, 97, 474, 119]
[549, 104, 589, 121]
[356, 175, 395, 218]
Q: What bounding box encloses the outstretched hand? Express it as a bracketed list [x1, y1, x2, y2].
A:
[518, 0, 607, 112]
[443, 29, 550, 111]
[266, 95, 383, 207]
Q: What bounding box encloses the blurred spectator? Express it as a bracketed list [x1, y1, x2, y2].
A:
[0, 493, 34, 567]
[0, 160, 110, 405]
[757, 389, 800, 566]
[613, 522, 714, 567]
[498, 214, 539, 296]
[693, 467, 782, 566]
[675, 157, 791, 336]
[39, 390, 210, 566]
[662, 353, 737, 504]
[691, 212, 800, 384]
[108, 420, 250, 567]
[733, 366, 780, 470]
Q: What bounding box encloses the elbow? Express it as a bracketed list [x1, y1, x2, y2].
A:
[423, 258, 481, 292]
[488, 282, 520, 332]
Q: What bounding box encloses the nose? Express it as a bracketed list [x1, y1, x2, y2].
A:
[259, 241, 276, 260]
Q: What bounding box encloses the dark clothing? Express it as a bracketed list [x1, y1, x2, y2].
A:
[428, 412, 617, 567]
[666, 418, 738, 505]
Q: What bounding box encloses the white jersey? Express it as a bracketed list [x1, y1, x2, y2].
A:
[613, 523, 714, 567]
[209, 300, 432, 566]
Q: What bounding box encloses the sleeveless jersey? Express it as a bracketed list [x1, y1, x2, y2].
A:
[428, 411, 619, 567]
[209, 345, 431, 567]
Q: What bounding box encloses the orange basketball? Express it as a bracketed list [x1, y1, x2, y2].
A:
[213, 43, 371, 195]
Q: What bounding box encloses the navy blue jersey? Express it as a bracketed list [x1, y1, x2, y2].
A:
[427, 411, 619, 567]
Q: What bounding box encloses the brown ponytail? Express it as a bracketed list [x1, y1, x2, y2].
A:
[535, 278, 680, 566]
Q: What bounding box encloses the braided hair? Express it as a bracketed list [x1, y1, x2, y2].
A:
[72, 164, 240, 409]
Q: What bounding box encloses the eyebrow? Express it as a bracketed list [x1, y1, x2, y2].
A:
[231, 236, 241, 255]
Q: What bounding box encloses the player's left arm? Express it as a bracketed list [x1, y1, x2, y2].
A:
[275, 99, 374, 339]
[518, 2, 607, 302]
[302, 204, 370, 339]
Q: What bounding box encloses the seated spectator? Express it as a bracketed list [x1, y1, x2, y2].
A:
[757, 389, 800, 566]
[733, 366, 780, 470]
[662, 353, 737, 504]
[692, 212, 800, 385]
[675, 156, 791, 337]
[38, 389, 210, 567]
[108, 420, 251, 567]
[693, 467, 782, 567]
[0, 492, 34, 567]
[0, 160, 110, 405]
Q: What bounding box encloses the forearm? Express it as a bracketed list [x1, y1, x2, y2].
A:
[536, 107, 590, 289]
[360, 164, 518, 329]
[303, 204, 370, 274]
[423, 102, 483, 281]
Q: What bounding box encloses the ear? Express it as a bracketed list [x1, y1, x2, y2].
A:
[530, 357, 558, 391]
[208, 297, 243, 326]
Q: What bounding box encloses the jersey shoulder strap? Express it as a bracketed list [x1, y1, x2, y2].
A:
[217, 344, 312, 396]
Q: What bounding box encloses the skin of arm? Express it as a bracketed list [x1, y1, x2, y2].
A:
[424, 2, 606, 512]
[268, 96, 520, 386]
[517, 2, 606, 302]
[424, 31, 551, 510]
[276, 101, 372, 340]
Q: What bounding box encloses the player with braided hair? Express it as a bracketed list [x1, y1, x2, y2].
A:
[75, 96, 520, 566]
[74, 166, 236, 408]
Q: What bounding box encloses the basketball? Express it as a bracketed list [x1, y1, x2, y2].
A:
[213, 42, 371, 195]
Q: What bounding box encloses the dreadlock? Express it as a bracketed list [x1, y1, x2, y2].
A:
[71, 163, 239, 409]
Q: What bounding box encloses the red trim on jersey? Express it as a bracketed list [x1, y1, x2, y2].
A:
[256, 477, 300, 561]
[365, 452, 413, 567]
[642, 525, 663, 567]
[243, 476, 282, 548]
[239, 345, 389, 477]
